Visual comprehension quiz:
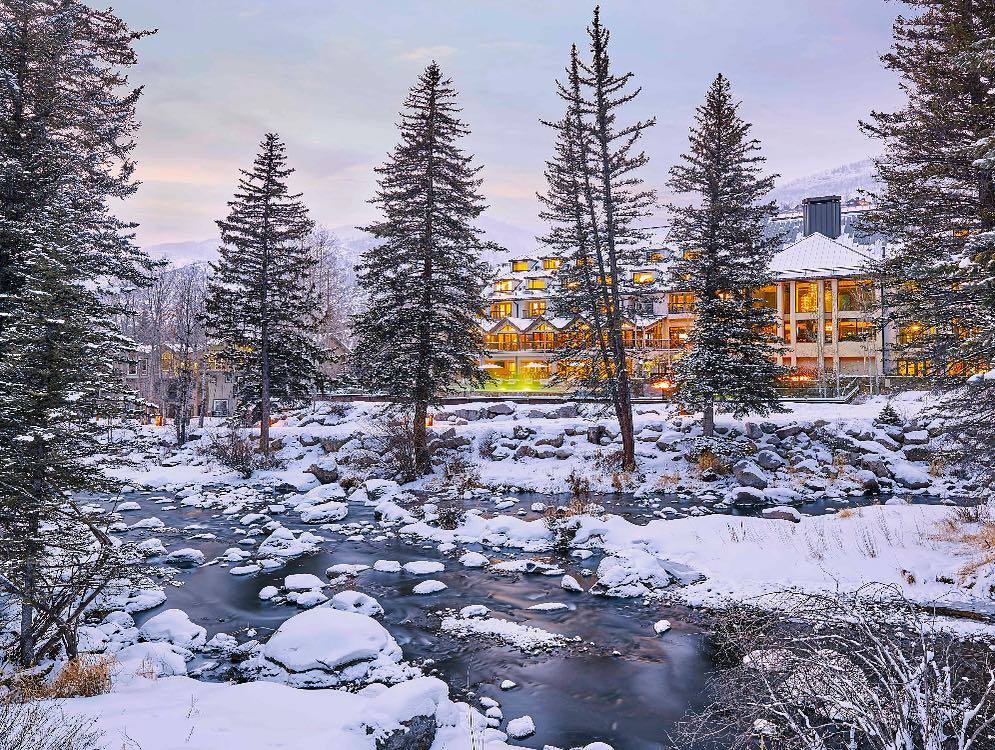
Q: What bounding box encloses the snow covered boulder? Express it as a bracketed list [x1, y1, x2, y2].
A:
[890, 460, 932, 490]
[592, 549, 675, 597]
[257, 527, 322, 558]
[284, 573, 325, 591]
[403, 560, 445, 575]
[114, 642, 191, 678]
[727, 486, 767, 507]
[853, 469, 880, 495]
[733, 461, 769, 490]
[299, 500, 348, 524]
[134, 538, 167, 558]
[459, 551, 489, 568]
[412, 580, 447, 595]
[761, 506, 802, 523]
[507, 715, 536, 739]
[255, 608, 405, 688]
[163, 548, 205, 567]
[331, 590, 384, 617]
[138, 609, 207, 649]
[755, 449, 786, 471]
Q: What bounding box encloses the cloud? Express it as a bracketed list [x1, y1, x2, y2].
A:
[398, 45, 457, 63]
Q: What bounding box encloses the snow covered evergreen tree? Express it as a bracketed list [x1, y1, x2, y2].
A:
[539, 7, 656, 471]
[861, 1, 995, 478]
[204, 134, 319, 458]
[667, 74, 785, 436]
[0, 0, 153, 666]
[352, 62, 495, 477]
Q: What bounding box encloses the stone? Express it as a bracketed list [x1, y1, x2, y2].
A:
[375, 715, 436, 750]
[727, 486, 766, 506]
[554, 448, 574, 460]
[744, 422, 763, 440]
[761, 506, 802, 522]
[487, 402, 516, 417]
[903, 430, 929, 446]
[555, 403, 580, 419]
[755, 449, 786, 470]
[561, 574, 584, 592]
[535, 434, 565, 448]
[653, 619, 672, 634]
[904, 446, 933, 462]
[305, 461, 339, 485]
[732, 460, 769, 490]
[586, 425, 607, 445]
[775, 425, 803, 439]
[853, 469, 880, 494]
[860, 456, 891, 477]
[507, 716, 536, 739]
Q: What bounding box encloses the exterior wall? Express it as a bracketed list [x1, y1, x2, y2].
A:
[479, 255, 893, 393]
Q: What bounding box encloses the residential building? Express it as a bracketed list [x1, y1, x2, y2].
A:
[478, 196, 892, 394]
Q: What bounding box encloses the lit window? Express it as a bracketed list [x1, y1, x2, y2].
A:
[838, 280, 874, 312]
[668, 293, 695, 314]
[527, 278, 546, 290]
[490, 302, 512, 319]
[575, 257, 594, 267]
[633, 272, 654, 285]
[795, 282, 818, 313]
[525, 301, 546, 318]
[511, 260, 529, 272]
[648, 251, 664, 262]
[839, 320, 872, 341]
[542, 257, 562, 270]
[754, 285, 777, 309]
[796, 320, 818, 343]
[494, 279, 513, 292]
[668, 326, 690, 348]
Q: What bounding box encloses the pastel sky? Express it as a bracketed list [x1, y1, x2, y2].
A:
[116, 0, 905, 249]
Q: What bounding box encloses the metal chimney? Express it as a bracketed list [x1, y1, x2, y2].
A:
[802, 195, 842, 239]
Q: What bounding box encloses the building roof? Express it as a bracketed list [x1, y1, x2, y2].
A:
[770, 232, 880, 280]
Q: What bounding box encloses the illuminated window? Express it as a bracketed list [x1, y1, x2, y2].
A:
[527, 278, 546, 290]
[494, 279, 513, 292]
[648, 251, 664, 262]
[542, 257, 562, 270]
[668, 326, 690, 348]
[633, 271, 654, 285]
[824, 321, 833, 343]
[490, 302, 512, 319]
[796, 320, 818, 343]
[838, 320, 872, 341]
[897, 359, 929, 377]
[838, 280, 874, 311]
[511, 260, 529, 272]
[525, 301, 546, 318]
[795, 282, 818, 313]
[575, 257, 594, 267]
[823, 284, 833, 312]
[668, 293, 695, 314]
[754, 286, 777, 309]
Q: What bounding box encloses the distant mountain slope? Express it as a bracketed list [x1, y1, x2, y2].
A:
[770, 159, 880, 210]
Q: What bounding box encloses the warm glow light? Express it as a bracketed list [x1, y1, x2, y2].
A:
[650, 379, 674, 390]
[633, 272, 654, 284]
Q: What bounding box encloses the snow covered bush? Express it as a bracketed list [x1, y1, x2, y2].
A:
[874, 401, 904, 428]
[366, 411, 419, 482]
[200, 427, 267, 479]
[0, 698, 102, 750]
[679, 586, 995, 750]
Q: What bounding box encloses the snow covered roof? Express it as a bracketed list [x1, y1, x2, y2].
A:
[770, 232, 880, 280]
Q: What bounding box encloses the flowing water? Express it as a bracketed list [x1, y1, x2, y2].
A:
[100, 489, 967, 750]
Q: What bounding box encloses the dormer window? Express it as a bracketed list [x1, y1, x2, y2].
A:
[511, 260, 529, 272]
[527, 278, 546, 290]
[494, 279, 514, 292]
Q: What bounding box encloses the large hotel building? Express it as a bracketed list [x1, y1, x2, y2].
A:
[478, 196, 913, 395]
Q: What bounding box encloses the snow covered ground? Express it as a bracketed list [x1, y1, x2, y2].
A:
[20, 393, 994, 749]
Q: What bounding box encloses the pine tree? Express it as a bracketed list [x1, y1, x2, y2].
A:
[539, 7, 656, 471]
[0, 0, 154, 666]
[860, 1, 995, 477]
[204, 134, 319, 458]
[352, 62, 495, 477]
[667, 74, 786, 436]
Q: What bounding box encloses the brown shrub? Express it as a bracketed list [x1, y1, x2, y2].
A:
[16, 657, 113, 701]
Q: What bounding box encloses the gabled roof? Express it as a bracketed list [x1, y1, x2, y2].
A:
[770, 232, 880, 280]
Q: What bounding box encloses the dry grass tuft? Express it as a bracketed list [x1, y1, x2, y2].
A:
[15, 657, 114, 701]
[931, 506, 995, 581]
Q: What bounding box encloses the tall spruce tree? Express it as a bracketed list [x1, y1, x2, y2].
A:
[539, 8, 656, 471]
[204, 134, 319, 458]
[861, 1, 995, 477]
[667, 74, 785, 436]
[0, 1, 153, 666]
[353, 62, 495, 477]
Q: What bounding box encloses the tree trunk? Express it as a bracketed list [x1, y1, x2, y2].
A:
[702, 400, 715, 437]
[412, 401, 429, 478]
[260, 323, 271, 457]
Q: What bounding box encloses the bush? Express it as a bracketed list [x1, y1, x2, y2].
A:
[435, 500, 467, 531]
[684, 436, 753, 475]
[15, 657, 113, 701]
[199, 428, 266, 479]
[874, 401, 903, 427]
[0, 698, 102, 750]
[367, 411, 419, 482]
[440, 453, 480, 495]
